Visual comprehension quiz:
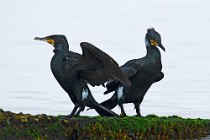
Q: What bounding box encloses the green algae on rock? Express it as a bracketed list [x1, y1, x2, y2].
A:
[0, 109, 209, 139]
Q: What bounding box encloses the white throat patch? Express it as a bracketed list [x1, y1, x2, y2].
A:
[82, 88, 89, 101]
[117, 86, 124, 100]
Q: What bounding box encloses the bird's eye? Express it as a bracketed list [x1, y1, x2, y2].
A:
[150, 39, 158, 46]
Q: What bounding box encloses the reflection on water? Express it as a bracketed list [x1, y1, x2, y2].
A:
[192, 135, 210, 140]
[0, 0, 210, 122]
[202, 135, 210, 140]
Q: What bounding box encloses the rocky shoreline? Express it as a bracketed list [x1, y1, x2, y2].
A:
[0, 109, 209, 139]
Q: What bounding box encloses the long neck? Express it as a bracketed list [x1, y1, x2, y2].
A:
[146, 45, 161, 58]
[51, 49, 69, 81]
[53, 43, 69, 53]
[145, 42, 162, 71]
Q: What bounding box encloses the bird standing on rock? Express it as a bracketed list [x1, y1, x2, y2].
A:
[34, 35, 130, 117]
[100, 27, 165, 117]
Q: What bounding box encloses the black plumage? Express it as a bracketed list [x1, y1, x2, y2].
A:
[34, 35, 130, 117]
[100, 27, 165, 116]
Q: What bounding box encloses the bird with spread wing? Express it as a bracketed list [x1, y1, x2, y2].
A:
[34, 35, 130, 117]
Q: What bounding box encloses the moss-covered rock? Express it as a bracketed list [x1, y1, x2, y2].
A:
[0, 109, 209, 139]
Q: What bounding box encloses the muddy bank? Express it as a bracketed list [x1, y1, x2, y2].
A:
[0, 109, 209, 139]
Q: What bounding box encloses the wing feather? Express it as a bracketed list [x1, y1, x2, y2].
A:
[77, 42, 131, 86]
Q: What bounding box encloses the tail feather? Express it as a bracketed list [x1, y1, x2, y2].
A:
[100, 95, 118, 110]
[86, 90, 118, 117]
[94, 105, 118, 117]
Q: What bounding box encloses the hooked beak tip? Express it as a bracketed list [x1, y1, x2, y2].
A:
[34, 37, 39, 40]
[159, 44, 165, 52]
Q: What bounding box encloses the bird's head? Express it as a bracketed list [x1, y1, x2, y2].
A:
[145, 27, 165, 51]
[34, 35, 69, 50]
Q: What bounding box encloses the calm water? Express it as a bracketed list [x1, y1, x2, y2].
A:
[0, 0, 210, 125]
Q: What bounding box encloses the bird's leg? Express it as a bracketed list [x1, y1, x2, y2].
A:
[75, 106, 85, 116]
[119, 103, 126, 116]
[68, 104, 80, 117]
[134, 103, 142, 117]
[59, 104, 79, 118]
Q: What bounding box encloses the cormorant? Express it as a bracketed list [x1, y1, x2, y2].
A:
[34, 35, 131, 117]
[100, 27, 165, 116]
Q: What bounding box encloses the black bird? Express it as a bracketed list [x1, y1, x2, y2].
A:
[100, 27, 165, 116]
[34, 35, 131, 117]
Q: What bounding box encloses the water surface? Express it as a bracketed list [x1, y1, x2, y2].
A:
[0, 1, 210, 121]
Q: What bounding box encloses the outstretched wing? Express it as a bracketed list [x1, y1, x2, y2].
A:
[76, 42, 131, 87]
